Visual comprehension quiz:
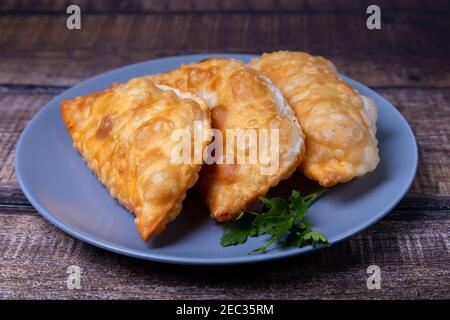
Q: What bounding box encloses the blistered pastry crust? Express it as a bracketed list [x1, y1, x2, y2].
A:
[250, 51, 379, 187]
[61, 77, 211, 240]
[149, 58, 305, 221]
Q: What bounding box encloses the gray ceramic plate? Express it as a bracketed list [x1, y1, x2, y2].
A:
[16, 54, 418, 265]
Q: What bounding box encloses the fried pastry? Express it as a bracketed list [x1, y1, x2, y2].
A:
[61, 77, 212, 241]
[250, 51, 379, 187]
[149, 58, 304, 221]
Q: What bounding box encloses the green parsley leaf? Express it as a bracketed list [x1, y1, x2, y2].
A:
[288, 190, 307, 221]
[254, 235, 278, 254]
[252, 206, 294, 236]
[287, 223, 329, 248]
[220, 189, 328, 253]
[220, 211, 257, 247]
[303, 188, 328, 207]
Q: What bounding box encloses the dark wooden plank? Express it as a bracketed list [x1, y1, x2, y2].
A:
[0, 94, 54, 183]
[0, 210, 448, 299]
[1, 12, 448, 53]
[1, 0, 449, 14]
[397, 196, 450, 212]
[0, 12, 448, 87]
[0, 84, 66, 95]
[0, 183, 29, 206]
[0, 0, 448, 301]
[1, 177, 449, 214]
[378, 88, 450, 198]
[2, 88, 449, 194]
[1, 51, 448, 88]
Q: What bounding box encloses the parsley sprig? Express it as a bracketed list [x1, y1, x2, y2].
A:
[220, 189, 328, 253]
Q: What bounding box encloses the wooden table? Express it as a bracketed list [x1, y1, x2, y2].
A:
[0, 0, 449, 299]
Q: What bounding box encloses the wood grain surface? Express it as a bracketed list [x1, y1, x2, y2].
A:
[0, 0, 449, 299]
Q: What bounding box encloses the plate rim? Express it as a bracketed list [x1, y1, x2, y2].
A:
[15, 53, 418, 265]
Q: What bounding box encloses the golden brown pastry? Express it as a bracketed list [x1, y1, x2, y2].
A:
[250, 51, 379, 187]
[61, 77, 212, 241]
[149, 58, 304, 221]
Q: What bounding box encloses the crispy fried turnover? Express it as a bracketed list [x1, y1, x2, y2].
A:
[61, 77, 211, 241]
[250, 51, 379, 187]
[149, 58, 304, 221]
